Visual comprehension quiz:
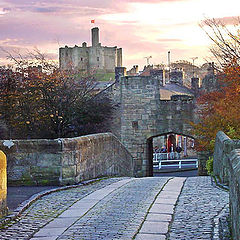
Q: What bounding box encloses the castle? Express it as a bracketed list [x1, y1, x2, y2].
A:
[59, 27, 122, 73]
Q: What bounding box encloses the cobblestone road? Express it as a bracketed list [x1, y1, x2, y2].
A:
[168, 177, 229, 240]
[0, 176, 229, 240]
[0, 178, 130, 240]
[57, 177, 169, 240]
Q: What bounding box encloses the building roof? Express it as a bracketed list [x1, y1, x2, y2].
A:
[139, 69, 151, 76]
[160, 83, 193, 100]
[95, 81, 114, 90]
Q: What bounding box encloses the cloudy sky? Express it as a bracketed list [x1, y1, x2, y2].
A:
[0, 0, 239, 70]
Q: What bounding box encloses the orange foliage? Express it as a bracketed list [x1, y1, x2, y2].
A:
[192, 61, 240, 152]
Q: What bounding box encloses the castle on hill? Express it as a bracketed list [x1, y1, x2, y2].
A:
[59, 27, 122, 73]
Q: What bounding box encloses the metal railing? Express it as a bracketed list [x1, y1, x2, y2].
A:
[157, 159, 198, 169]
[153, 153, 198, 169]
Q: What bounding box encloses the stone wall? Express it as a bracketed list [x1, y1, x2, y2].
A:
[157, 99, 194, 135]
[0, 133, 133, 186]
[228, 149, 240, 240]
[213, 132, 240, 240]
[120, 76, 196, 176]
[120, 76, 161, 176]
[0, 151, 7, 217]
[213, 131, 240, 183]
[94, 80, 122, 139]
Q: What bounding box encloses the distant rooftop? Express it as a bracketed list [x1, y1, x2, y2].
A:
[160, 83, 193, 100]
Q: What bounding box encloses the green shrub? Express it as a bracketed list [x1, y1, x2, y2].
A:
[206, 156, 213, 175]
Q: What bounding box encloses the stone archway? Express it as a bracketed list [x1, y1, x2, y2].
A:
[119, 75, 196, 177]
[148, 132, 196, 176]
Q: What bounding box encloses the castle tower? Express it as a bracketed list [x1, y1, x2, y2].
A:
[60, 27, 122, 72]
[91, 27, 99, 47]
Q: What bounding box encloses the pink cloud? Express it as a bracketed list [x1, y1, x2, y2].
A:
[1, 0, 118, 14]
[215, 16, 240, 25]
[200, 16, 240, 27]
[0, 0, 235, 70]
[120, 0, 187, 2]
[157, 38, 182, 42]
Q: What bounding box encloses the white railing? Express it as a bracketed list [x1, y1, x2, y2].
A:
[157, 159, 198, 169]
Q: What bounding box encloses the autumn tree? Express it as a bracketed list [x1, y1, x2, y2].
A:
[191, 61, 240, 152]
[191, 18, 240, 152]
[0, 50, 114, 139]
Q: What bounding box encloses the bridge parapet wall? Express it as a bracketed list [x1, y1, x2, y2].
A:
[228, 149, 240, 239]
[213, 131, 240, 239]
[213, 131, 240, 183]
[0, 133, 133, 186]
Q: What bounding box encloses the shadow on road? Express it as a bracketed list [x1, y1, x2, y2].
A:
[153, 169, 198, 177]
[7, 186, 57, 211]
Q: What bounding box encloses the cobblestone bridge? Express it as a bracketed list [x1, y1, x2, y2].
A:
[0, 176, 228, 240]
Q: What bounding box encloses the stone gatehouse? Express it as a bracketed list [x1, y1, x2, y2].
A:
[118, 76, 196, 177]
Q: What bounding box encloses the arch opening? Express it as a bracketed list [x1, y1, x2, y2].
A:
[147, 132, 197, 176]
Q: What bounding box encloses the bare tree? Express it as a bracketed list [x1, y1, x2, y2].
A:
[200, 18, 240, 67]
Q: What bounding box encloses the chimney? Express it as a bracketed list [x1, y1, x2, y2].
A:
[91, 27, 99, 47]
[191, 77, 200, 96]
[168, 51, 171, 70]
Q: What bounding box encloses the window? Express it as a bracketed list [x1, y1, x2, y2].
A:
[97, 57, 99, 61]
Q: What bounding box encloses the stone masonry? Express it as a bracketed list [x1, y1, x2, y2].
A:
[213, 131, 240, 184]
[59, 27, 122, 72]
[228, 149, 240, 240]
[120, 76, 195, 177]
[213, 131, 240, 239]
[0, 133, 133, 186]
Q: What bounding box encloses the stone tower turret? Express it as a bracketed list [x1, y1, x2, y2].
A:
[60, 27, 122, 72]
[91, 27, 99, 47]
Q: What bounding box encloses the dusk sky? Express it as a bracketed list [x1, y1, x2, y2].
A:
[0, 0, 239, 70]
